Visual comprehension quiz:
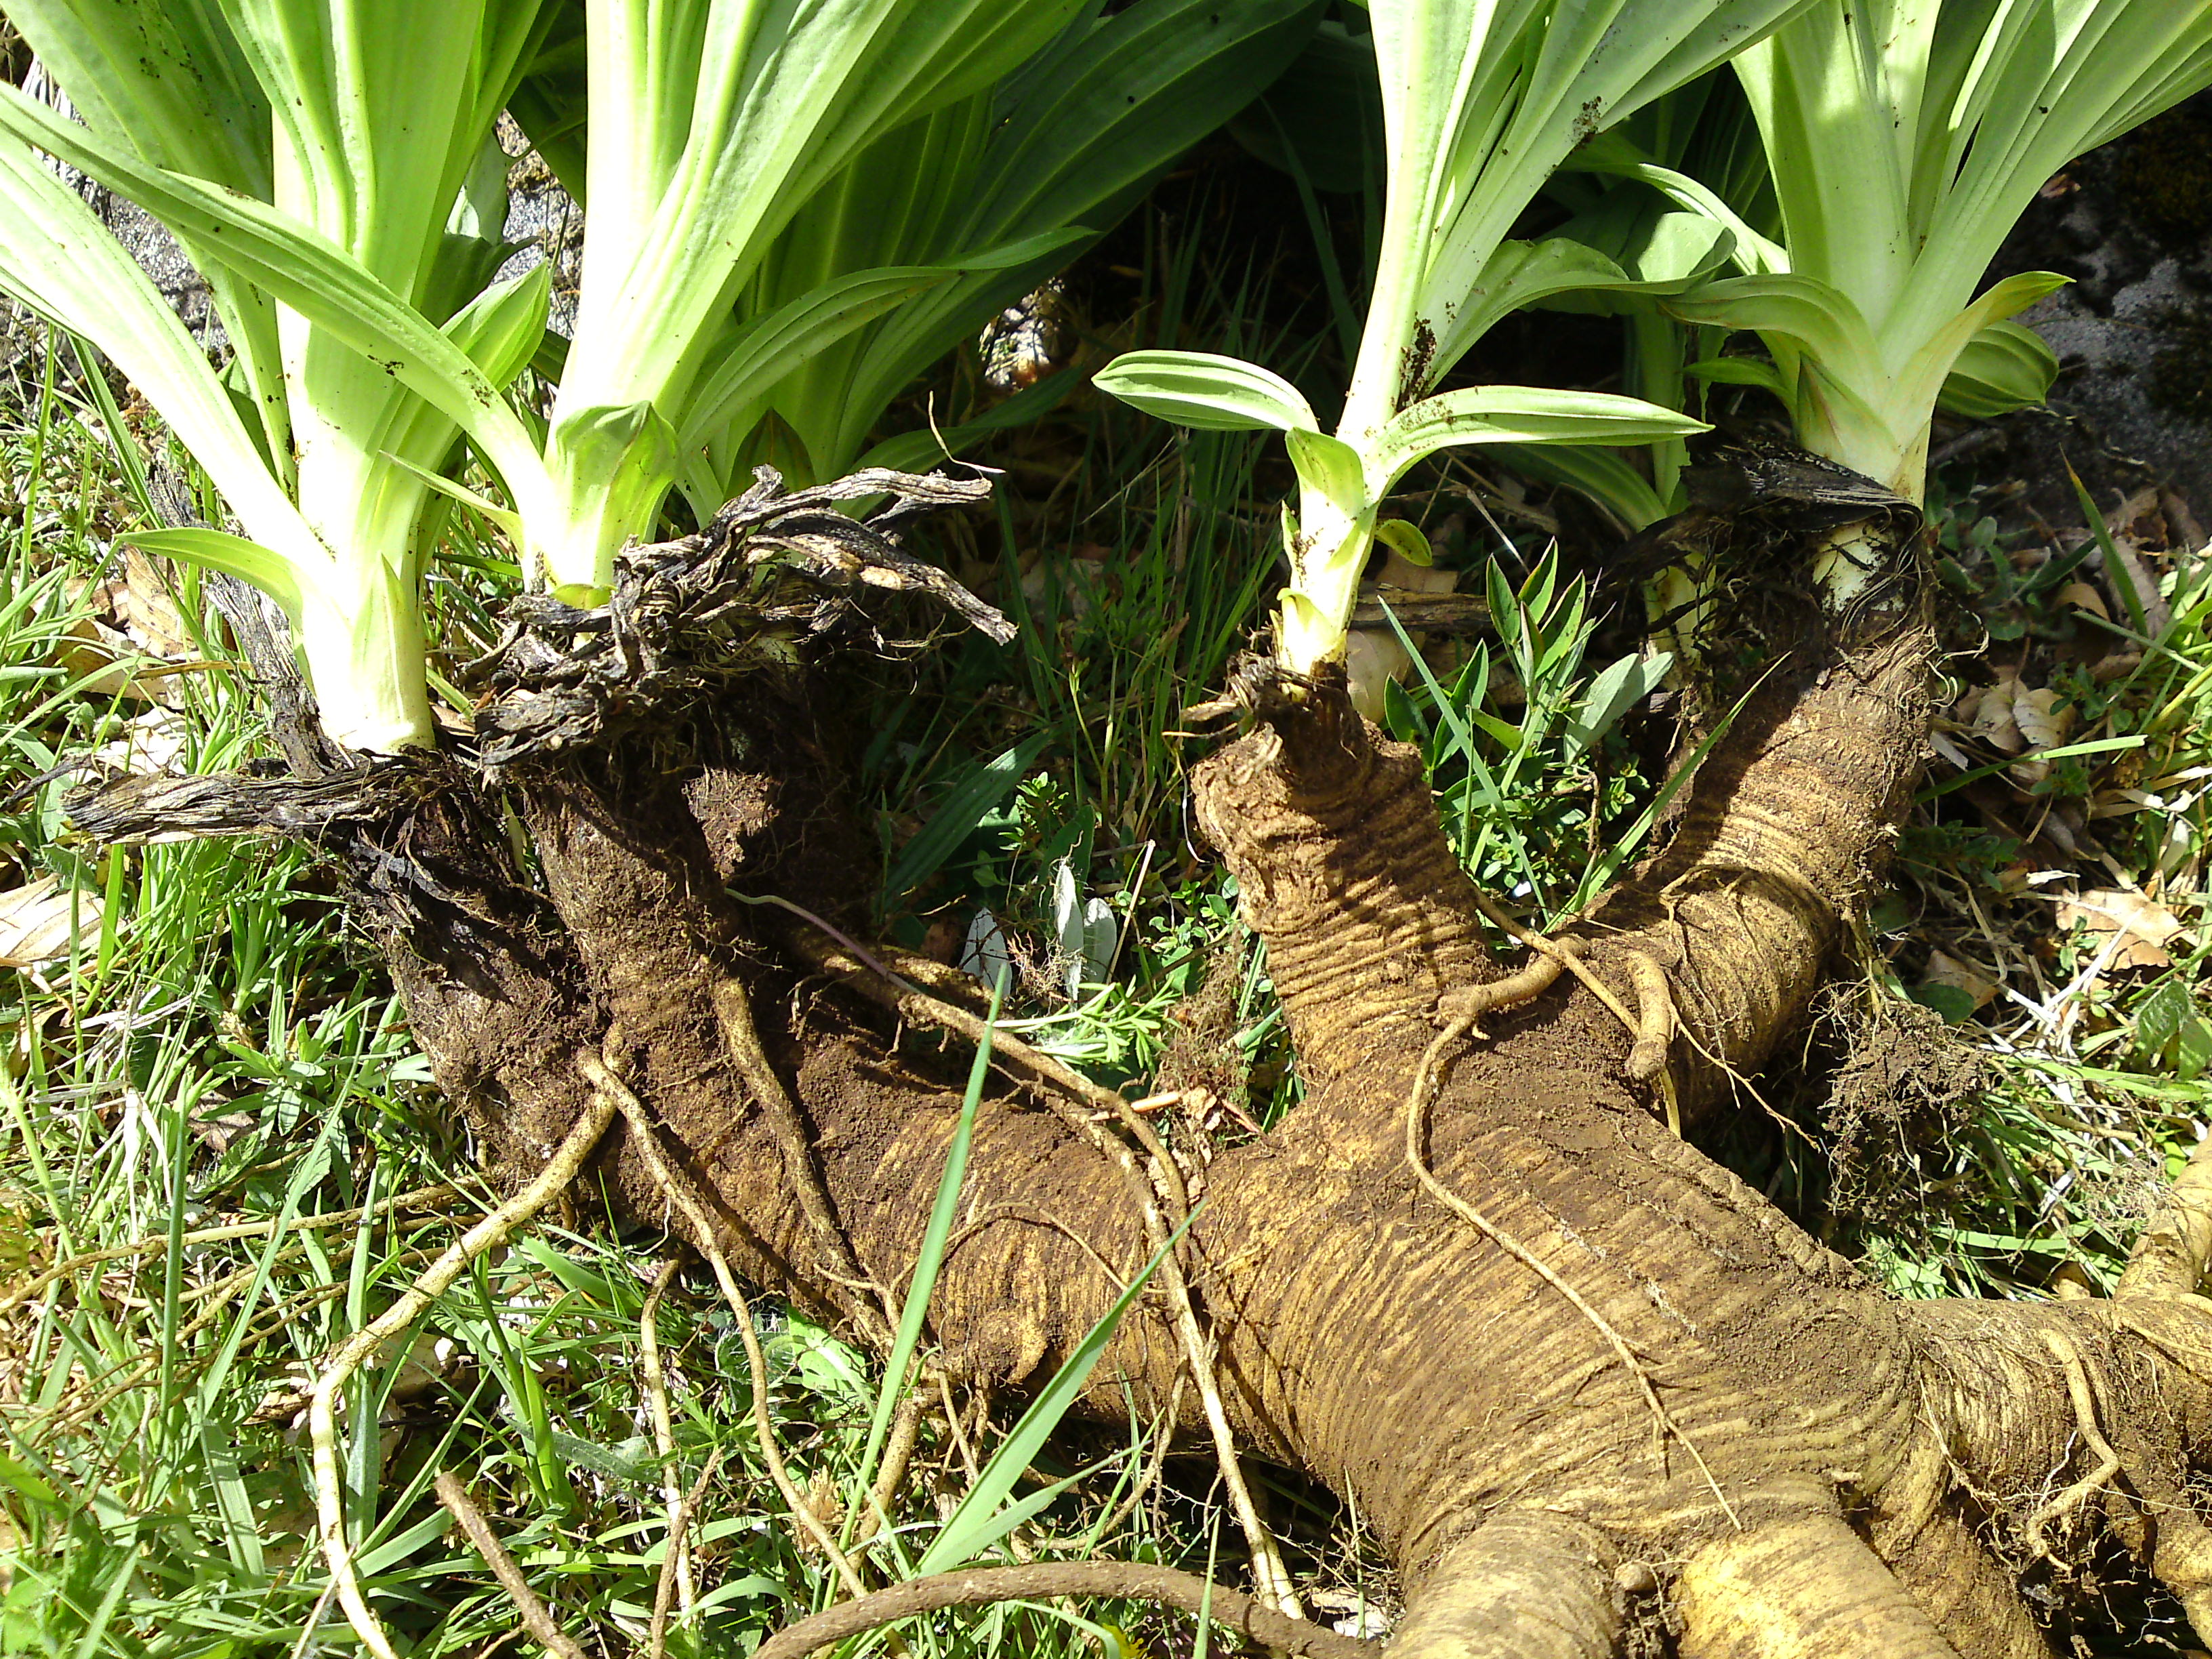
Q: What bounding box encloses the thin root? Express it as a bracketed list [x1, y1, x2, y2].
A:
[640, 1257, 693, 1626]
[710, 978, 893, 1346]
[1402, 1020, 1740, 1530]
[775, 910, 1292, 1615]
[2024, 1332, 2123, 1559]
[432, 1470, 590, 1659]
[1467, 891, 1654, 1079]
[309, 1089, 616, 1659]
[748, 1559, 1374, 1659]
[579, 1049, 873, 1599]
[651, 1451, 725, 1659]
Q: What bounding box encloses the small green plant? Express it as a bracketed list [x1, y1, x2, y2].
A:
[1377, 546, 1673, 921]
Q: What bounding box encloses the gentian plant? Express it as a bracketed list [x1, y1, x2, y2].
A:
[1092, 0, 1817, 683]
[0, 0, 1309, 751]
[1645, 0, 2212, 589]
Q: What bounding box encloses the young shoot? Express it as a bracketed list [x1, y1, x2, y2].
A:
[1094, 0, 1816, 686]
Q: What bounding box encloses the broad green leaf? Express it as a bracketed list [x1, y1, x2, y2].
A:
[1563, 651, 1673, 760]
[455, 262, 556, 392]
[1373, 520, 1433, 567]
[1685, 355, 1788, 397]
[769, 0, 1319, 480]
[1894, 270, 2070, 407]
[542, 401, 680, 603]
[1094, 351, 1319, 434]
[1662, 271, 1883, 381]
[1370, 386, 1708, 492]
[121, 529, 306, 623]
[0, 85, 549, 501]
[1284, 427, 1368, 504]
[885, 737, 1048, 903]
[1564, 133, 1788, 274]
[1483, 443, 1673, 533]
[681, 229, 1086, 453]
[1938, 319, 2060, 420]
[682, 266, 964, 453]
[0, 133, 325, 577]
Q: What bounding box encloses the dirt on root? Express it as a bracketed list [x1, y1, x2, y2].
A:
[1816, 989, 1991, 1229]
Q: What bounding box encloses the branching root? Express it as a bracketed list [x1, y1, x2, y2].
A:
[2022, 1332, 2122, 1561]
[580, 1048, 873, 1599]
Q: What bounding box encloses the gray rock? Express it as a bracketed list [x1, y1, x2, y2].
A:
[1991, 91, 2212, 511]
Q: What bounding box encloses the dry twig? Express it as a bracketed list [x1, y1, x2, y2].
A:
[432, 1470, 590, 1659]
[749, 1560, 1376, 1659]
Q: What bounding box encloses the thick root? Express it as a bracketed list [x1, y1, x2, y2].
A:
[1387, 1513, 1622, 1659]
[1675, 1502, 1962, 1658]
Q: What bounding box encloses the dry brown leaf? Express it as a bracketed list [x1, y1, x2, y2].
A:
[2054, 888, 2184, 972]
[1971, 674, 2026, 754]
[2007, 684, 2076, 785]
[51, 550, 211, 708]
[90, 707, 188, 775]
[2012, 684, 2072, 751]
[1924, 949, 2000, 1010]
[118, 548, 194, 658]
[0, 875, 102, 969]
[2056, 581, 2108, 619]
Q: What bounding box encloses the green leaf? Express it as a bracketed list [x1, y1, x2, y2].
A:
[684, 264, 964, 454]
[784, 0, 1319, 479]
[885, 737, 1048, 903]
[1370, 386, 1707, 492]
[1938, 321, 2059, 420]
[1906, 983, 1977, 1025]
[121, 529, 306, 623]
[544, 400, 681, 600]
[857, 369, 1080, 474]
[0, 84, 550, 502]
[684, 231, 1082, 453]
[1685, 355, 1788, 397]
[1373, 520, 1433, 567]
[1663, 271, 1883, 382]
[912, 1212, 1190, 1574]
[0, 129, 323, 573]
[855, 979, 1002, 1512]
[1483, 443, 1673, 533]
[444, 262, 555, 392]
[1563, 651, 1673, 761]
[1093, 350, 1319, 433]
[1284, 427, 1368, 504]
